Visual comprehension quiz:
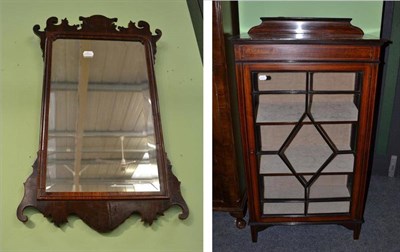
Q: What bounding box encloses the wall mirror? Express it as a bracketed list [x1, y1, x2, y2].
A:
[17, 15, 188, 232]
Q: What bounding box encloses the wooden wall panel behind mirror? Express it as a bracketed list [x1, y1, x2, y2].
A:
[17, 15, 188, 232]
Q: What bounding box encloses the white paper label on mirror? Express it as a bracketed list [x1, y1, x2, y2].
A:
[259, 75, 267, 81]
[83, 50, 94, 58]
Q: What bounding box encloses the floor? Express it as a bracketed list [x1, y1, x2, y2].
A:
[213, 175, 400, 252]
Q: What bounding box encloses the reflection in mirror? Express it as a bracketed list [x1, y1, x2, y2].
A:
[46, 39, 159, 192]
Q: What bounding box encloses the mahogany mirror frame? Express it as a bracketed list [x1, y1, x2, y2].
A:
[17, 15, 188, 232]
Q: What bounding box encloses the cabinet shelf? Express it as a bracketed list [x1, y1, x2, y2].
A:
[253, 90, 359, 95]
[260, 153, 354, 174]
[256, 101, 358, 123]
[263, 201, 350, 215]
[263, 175, 351, 199]
[308, 201, 350, 214]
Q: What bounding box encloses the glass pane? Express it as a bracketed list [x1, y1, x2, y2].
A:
[284, 124, 333, 173]
[313, 72, 357, 91]
[309, 175, 351, 198]
[257, 94, 305, 123]
[308, 202, 350, 214]
[311, 94, 359, 122]
[264, 202, 304, 215]
[46, 39, 160, 192]
[264, 176, 304, 199]
[260, 125, 294, 151]
[256, 72, 306, 91]
[323, 154, 354, 173]
[321, 124, 353, 151]
[260, 155, 290, 174]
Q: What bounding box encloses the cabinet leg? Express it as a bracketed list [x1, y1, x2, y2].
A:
[229, 210, 247, 229]
[251, 226, 258, 242]
[340, 222, 362, 240]
[353, 223, 361, 240]
[235, 217, 246, 229]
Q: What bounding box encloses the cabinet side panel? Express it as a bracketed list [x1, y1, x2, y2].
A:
[352, 63, 380, 220]
[226, 37, 247, 207]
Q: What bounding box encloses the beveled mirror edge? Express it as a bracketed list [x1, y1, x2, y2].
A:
[17, 15, 189, 232]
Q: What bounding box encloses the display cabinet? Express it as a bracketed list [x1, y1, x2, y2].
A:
[232, 18, 386, 242]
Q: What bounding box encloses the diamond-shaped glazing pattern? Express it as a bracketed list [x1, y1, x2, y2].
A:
[283, 119, 333, 174]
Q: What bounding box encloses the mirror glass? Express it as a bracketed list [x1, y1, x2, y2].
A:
[45, 39, 160, 192]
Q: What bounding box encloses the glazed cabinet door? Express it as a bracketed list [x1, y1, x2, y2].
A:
[238, 63, 378, 221]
